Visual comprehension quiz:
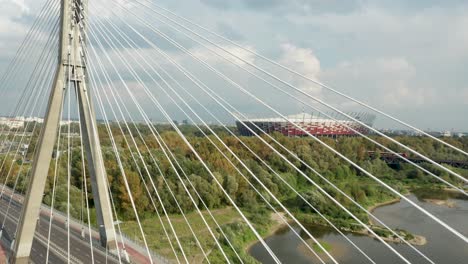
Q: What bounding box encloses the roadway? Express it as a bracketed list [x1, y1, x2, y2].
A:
[0, 189, 121, 264]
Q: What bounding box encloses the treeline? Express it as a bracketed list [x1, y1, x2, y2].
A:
[0, 123, 466, 225]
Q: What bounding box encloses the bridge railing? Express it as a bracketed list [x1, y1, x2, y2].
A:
[0, 184, 171, 263]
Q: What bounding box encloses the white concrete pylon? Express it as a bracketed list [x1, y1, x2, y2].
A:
[13, 1, 116, 263]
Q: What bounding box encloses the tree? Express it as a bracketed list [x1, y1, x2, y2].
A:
[224, 174, 239, 197]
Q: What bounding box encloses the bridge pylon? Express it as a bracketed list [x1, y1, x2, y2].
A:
[13, 1, 116, 263]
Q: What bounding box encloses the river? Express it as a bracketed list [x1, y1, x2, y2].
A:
[249, 193, 468, 263]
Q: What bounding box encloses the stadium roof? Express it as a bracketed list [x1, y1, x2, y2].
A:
[236, 112, 376, 124]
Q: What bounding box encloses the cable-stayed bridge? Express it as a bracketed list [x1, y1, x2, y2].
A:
[0, 0, 466, 263]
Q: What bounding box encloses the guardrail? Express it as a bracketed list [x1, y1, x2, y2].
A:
[0, 185, 172, 263]
[0, 202, 82, 264]
[119, 232, 172, 264]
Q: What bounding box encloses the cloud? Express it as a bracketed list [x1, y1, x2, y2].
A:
[277, 43, 322, 97]
[190, 44, 257, 66]
[1, 0, 467, 130]
[451, 15, 468, 56]
[200, 0, 361, 14]
[199, 0, 232, 10]
[376, 57, 414, 75]
[87, 0, 468, 129]
[90, 0, 140, 19]
[215, 22, 244, 41]
[0, 0, 30, 56]
[322, 56, 433, 107]
[461, 89, 468, 105]
[0, 0, 30, 15]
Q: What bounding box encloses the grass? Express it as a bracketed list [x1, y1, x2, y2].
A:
[312, 241, 333, 253]
[120, 207, 241, 262]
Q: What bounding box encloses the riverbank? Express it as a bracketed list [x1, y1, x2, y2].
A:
[353, 227, 427, 246]
[367, 196, 427, 246]
[297, 239, 347, 262]
[367, 198, 401, 225]
[252, 195, 427, 253]
[249, 192, 468, 264]
[245, 212, 289, 252]
[247, 212, 348, 263]
[423, 199, 456, 208]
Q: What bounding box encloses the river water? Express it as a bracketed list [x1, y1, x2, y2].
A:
[249, 194, 468, 263]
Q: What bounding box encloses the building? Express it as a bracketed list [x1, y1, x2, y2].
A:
[236, 112, 376, 137]
[59, 120, 79, 126]
[24, 117, 44, 123]
[0, 117, 25, 129]
[0, 116, 45, 129]
[442, 131, 452, 137]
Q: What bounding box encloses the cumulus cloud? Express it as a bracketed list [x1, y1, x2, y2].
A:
[200, 0, 360, 14]
[190, 44, 257, 66]
[277, 43, 322, 97]
[0, 0, 30, 48]
[83, 0, 468, 129]
[0, 0, 30, 15]
[90, 0, 140, 19]
[322, 56, 432, 107]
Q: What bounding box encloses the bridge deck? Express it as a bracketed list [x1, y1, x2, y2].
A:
[0, 185, 162, 264]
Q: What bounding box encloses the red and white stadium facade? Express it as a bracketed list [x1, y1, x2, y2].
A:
[236, 113, 376, 137]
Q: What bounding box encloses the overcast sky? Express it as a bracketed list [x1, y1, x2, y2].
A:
[1, 0, 467, 131]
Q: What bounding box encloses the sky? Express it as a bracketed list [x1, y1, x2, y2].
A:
[1, 0, 467, 131]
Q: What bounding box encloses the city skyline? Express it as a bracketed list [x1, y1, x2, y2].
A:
[0, 114, 466, 135]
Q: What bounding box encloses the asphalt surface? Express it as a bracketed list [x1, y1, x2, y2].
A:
[0, 193, 121, 264]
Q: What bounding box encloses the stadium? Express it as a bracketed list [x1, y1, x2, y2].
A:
[236, 112, 376, 137]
